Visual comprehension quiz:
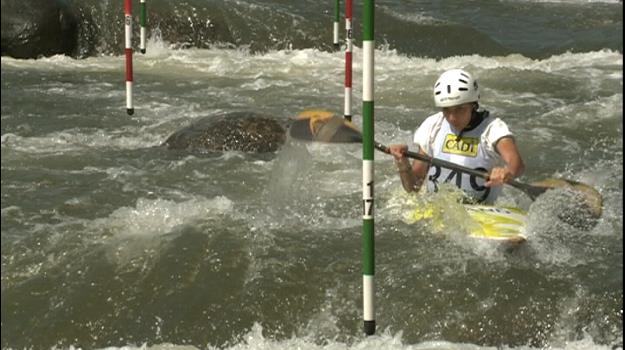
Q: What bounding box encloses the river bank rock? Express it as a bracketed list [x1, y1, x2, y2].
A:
[1, 0, 78, 58]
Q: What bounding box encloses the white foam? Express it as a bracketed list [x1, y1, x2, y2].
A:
[86, 323, 618, 350]
[94, 196, 233, 238]
[2, 44, 621, 78]
[1, 128, 165, 154]
[377, 5, 445, 25]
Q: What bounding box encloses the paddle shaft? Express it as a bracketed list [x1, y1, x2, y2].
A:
[373, 141, 546, 199]
[288, 115, 549, 200]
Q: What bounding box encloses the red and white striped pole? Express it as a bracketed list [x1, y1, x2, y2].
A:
[344, 0, 353, 121]
[124, 0, 134, 115]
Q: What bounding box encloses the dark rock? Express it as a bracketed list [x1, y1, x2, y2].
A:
[164, 112, 287, 153]
[1, 0, 78, 58]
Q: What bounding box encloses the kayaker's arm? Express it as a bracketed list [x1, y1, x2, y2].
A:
[486, 136, 525, 188]
[389, 144, 430, 193]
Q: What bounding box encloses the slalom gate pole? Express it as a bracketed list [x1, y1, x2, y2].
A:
[344, 0, 353, 122]
[362, 0, 375, 337]
[333, 0, 340, 49]
[140, 0, 147, 54]
[124, 0, 134, 115]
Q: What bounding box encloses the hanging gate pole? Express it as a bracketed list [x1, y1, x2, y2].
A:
[140, 0, 147, 54]
[362, 0, 375, 337]
[344, 0, 353, 121]
[124, 0, 134, 115]
[333, 0, 340, 49]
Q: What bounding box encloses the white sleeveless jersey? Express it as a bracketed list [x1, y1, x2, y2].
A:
[413, 111, 513, 204]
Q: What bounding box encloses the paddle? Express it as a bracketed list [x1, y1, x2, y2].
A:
[288, 111, 603, 218]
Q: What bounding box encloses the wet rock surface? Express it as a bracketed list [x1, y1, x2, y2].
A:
[164, 112, 287, 153]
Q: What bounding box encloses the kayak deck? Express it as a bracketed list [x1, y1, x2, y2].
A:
[408, 202, 528, 244]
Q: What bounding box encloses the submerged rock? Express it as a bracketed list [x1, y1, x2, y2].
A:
[164, 112, 287, 153]
[531, 178, 603, 229]
[530, 186, 601, 231]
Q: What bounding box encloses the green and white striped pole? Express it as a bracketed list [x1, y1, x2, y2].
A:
[333, 0, 340, 49]
[124, 0, 134, 115]
[140, 0, 147, 54]
[344, 0, 352, 122]
[362, 0, 375, 336]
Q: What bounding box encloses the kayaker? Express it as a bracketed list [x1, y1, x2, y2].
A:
[389, 69, 525, 204]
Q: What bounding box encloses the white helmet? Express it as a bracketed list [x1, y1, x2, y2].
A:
[433, 69, 480, 108]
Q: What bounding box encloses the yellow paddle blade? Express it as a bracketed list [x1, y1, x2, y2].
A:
[530, 178, 603, 219]
[296, 109, 336, 120]
[291, 109, 363, 143]
[295, 109, 336, 137]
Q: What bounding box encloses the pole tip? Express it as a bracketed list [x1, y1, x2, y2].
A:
[127, 108, 134, 115]
[364, 320, 376, 335]
[140, 49, 146, 54]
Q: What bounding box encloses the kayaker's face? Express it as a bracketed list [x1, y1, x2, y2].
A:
[442, 103, 473, 131]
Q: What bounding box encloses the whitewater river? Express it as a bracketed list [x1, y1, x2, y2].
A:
[1, 1, 622, 349]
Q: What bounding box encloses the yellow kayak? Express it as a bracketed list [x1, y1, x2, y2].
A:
[464, 205, 527, 243]
[401, 189, 528, 244]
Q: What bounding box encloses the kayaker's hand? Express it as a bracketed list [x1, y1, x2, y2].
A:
[389, 144, 413, 174]
[485, 166, 513, 187]
[388, 144, 408, 162]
